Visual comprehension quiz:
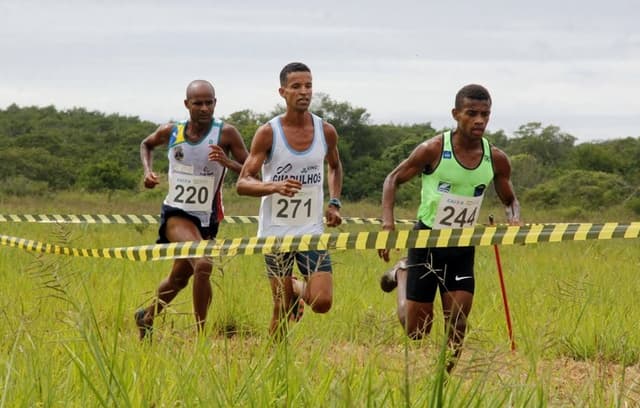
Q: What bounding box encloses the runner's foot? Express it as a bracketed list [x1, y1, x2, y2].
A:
[380, 257, 407, 292]
[134, 308, 153, 340]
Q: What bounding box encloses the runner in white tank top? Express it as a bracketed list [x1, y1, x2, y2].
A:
[237, 62, 344, 339]
[136, 80, 248, 340]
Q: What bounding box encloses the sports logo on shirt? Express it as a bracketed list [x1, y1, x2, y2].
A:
[437, 182, 452, 193]
[473, 184, 486, 197]
[174, 146, 184, 161]
[276, 163, 293, 175]
[442, 151, 452, 159]
[300, 165, 319, 174]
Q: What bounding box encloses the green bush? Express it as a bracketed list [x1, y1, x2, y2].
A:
[510, 153, 547, 192]
[524, 170, 632, 210]
[0, 174, 50, 196]
[625, 196, 640, 215]
[78, 161, 137, 192]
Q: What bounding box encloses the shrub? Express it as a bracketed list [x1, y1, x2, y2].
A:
[625, 196, 640, 215]
[524, 170, 631, 210]
[0, 175, 50, 196]
[78, 161, 137, 192]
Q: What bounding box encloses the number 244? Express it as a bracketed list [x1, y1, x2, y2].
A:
[439, 206, 477, 228]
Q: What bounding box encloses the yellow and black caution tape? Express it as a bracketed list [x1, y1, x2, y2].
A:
[0, 214, 161, 224]
[2, 222, 639, 261]
[0, 214, 414, 225]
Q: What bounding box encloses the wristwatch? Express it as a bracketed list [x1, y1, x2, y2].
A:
[328, 197, 342, 209]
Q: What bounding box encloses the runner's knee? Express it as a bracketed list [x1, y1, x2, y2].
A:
[193, 259, 212, 280]
[310, 296, 332, 314]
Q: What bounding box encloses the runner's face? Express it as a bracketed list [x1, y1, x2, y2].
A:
[279, 71, 312, 112]
[185, 86, 216, 125]
[452, 98, 491, 139]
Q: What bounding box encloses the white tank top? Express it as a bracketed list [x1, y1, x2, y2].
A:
[163, 120, 226, 227]
[258, 114, 327, 237]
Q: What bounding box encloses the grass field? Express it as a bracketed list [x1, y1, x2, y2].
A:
[1, 191, 640, 407]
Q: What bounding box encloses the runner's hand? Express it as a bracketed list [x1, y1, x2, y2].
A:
[209, 145, 229, 167]
[378, 221, 395, 262]
[144, 171, 160, 189]
[275, 179, 302, 197]
[325, 206, 342, 227]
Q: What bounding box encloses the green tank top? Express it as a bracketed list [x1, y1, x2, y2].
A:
[417, 131, 494, 228]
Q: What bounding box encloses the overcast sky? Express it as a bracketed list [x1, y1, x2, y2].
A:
[1, 0, 638, 142]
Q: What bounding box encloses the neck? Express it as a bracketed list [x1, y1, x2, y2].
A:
[281, 109, 309, 125]
[452, 129, 482, 148]
[187, 120, 212, 140]
[190, 119, 211, 131]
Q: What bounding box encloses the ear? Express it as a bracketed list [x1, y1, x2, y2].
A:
[451, 107, 458, 120]
[184, 99, 189, 109]
[278, 87, 285, 97]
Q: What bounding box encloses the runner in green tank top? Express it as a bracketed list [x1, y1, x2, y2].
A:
[377, 84, 521, 372]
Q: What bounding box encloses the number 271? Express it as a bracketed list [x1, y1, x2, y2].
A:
[276, 198, 311, 218]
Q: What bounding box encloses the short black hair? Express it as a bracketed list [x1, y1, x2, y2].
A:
[455, 84, 491, 109]
[279, 62, 311, 86]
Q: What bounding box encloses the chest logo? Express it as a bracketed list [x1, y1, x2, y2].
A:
[437, 182, 452, 193]
[174, 146, 184, 161]
[474, 184, 487, 197]
[276, 163, 293, 175]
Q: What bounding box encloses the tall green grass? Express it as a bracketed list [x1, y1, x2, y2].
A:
[1, 192, 640, 406]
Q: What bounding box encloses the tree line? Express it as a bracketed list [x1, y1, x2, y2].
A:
[1, 97, 639, 215]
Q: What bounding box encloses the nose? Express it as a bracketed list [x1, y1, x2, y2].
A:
[474, 115, 487, 126]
